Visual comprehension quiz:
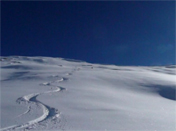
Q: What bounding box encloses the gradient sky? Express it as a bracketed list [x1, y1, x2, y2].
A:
[2, 1, 175, 66]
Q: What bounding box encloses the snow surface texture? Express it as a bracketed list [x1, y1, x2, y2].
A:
[0, 56, 176, 131]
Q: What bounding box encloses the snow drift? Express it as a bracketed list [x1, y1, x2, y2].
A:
[0, 56, 175, 131]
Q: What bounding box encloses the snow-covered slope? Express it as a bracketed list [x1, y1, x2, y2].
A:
[0, 56, 175, 131]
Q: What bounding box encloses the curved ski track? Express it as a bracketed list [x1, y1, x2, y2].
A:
[0, 77, 66, 131]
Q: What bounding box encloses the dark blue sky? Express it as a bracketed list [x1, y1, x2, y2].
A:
[2, 1, 175, 66]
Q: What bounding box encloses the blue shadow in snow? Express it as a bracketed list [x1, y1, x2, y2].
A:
[2, 71, 40, 81]
[143, 84, 175, 101]
[1, 65, 31, 70]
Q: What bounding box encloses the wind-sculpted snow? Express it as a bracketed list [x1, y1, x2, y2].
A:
[141, 84, 176, 101]
[0, 56, 176, 131]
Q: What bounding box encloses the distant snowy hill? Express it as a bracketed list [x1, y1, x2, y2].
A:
[0, 56, 175, 131]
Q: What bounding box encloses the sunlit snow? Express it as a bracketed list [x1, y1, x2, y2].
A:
[0, 56, 175, 131]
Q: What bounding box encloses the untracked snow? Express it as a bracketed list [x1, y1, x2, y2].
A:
[0, 56, 175, 131]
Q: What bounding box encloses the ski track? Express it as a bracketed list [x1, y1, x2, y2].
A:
[16, 106, 31, 118]
[0, 77, 66, 131]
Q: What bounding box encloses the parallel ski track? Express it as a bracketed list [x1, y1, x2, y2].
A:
[0, 78, 65, 131]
